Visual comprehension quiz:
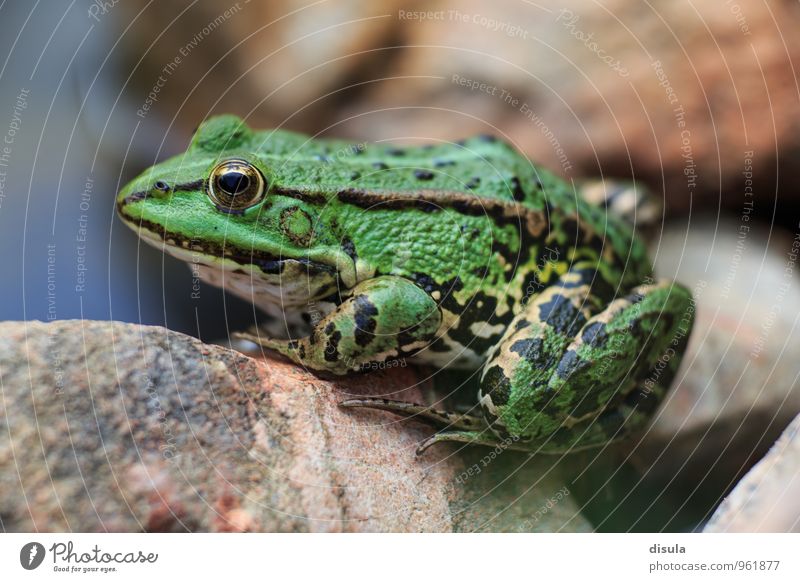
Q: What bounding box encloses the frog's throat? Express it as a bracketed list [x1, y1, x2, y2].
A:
[120, 215, 358, 290]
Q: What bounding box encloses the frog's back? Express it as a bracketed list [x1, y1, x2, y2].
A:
[196, 117, 647, 282]
[254, 127, 556, 210]
[269, 130, 645, 273]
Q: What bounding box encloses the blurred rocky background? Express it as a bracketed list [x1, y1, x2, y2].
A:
[119, 0, 800, 220]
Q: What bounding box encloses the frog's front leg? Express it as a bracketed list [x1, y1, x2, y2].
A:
[236, 275, 442, 375]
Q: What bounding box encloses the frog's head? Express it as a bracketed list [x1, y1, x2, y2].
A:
[116, 115, 355, 306]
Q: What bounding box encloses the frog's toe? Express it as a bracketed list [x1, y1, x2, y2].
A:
[415, 430, 513, 456]
[232, 331, 289, 351]
[340, 397, 486, 431]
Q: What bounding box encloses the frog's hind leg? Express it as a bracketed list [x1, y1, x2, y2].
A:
[341, 398, 527, 455]
[477, 279, 695, 453]
[348, 266, 606, 454]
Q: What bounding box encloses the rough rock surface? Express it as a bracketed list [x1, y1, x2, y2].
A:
[0, 320, 589, 532]
[704, 414, 800, 533]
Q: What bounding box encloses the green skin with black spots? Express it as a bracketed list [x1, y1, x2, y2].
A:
[117, 114, 695, 454]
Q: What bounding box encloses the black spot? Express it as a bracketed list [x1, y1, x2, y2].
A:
[482, 365, 511, 406]
[434, 159, 456, 167]
[560, 268, 615, 303]
[477, 134, 497, 143]
[559, 216, 581, 242]
[341, 237, 358, 262]
[472, 265, 490, 279]
[414, 169, 435, 181]
[465, 177, 481, 190]
[446, 294, 505, 355]
[538, 294, 587, 337]
[581, 322, 608, 348]
[298, 344, 306, 359]
[409, 273, 463, 298]
[353, 294, 379, 347]
[372, 162, 389, 170]
[396, 325, 433, 351]
[324, 328, 342, 362]
[350, 144, 365, 155]
[559, 266, 596, 289]
[349, 171, 361, 180]
[509, 176, 525, 201]
[254, 259, 284, 274]
[427, 337, 452, 352]
[555, 349, 586, 379]
[460, 224, 480, 239]
[509, 337, 554, 371]
[520, 271, 544, 303]
[386, 147, 405, 156]
[514, 319, 531, 332]
[624, 291, 646, 305]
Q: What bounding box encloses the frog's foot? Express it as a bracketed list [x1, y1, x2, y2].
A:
[237, 275, 442, 375]
[233, 331, 301, 361]
[579, 178, 662, 231]
[415, 429, 518, 456]
[339, 398, 486, 431]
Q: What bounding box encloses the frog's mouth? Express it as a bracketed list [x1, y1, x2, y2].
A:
[118, 210, 353, 305]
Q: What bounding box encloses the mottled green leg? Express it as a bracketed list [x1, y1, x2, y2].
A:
[479, 280, 694, 452]
[430, 279, 694, 454]
[579, 178, 662, 229]
[340, 399, 521, 456]
[236, 275, 441, 375]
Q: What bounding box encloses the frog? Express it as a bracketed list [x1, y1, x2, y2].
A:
[116, 114, 695, 456]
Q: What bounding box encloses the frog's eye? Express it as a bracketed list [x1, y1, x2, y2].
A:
[207, 159, 267, 211]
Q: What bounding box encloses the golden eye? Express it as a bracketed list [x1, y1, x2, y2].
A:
[207, 159, 266, 211]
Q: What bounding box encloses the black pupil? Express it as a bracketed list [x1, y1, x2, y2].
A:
[218, 171, 250, 195]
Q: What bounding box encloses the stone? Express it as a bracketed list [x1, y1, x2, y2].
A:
[0, 320, 590, 532]
[704, 413, 800, 532]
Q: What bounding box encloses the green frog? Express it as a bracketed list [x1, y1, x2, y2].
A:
[117, 114, 694, 455]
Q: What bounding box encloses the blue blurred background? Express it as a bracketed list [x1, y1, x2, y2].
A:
[0, 2, 254, 339]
